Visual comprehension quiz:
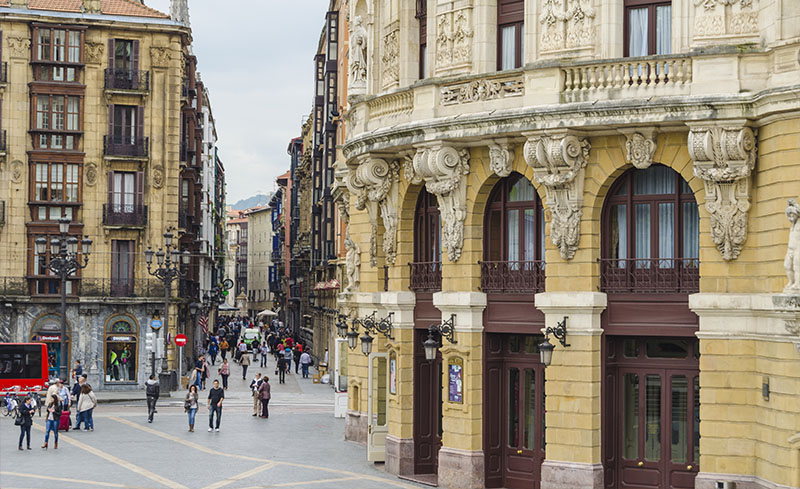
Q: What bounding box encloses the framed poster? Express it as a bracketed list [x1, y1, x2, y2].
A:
[389, 353, 397, 395]
[448, 357, 463, 403]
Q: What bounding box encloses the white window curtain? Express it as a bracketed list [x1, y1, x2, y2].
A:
[507, 209, 520, 263]
[612, 204, 628, 265]
[658, 202, 674, 268]
[682, 202, 699, 260]
[656, 5, 671, 55]
[634, 166, 674, 195]
[114, 173, 135, 212]
[635, 203, 651, 266]
[628, 8, 648, 57]
[524, 209, 535, 262]
[501, 25, 516, 70]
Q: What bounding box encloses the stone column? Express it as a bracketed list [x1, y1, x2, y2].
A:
[433, 291, 487, 489]
[344, 291, 379, 443]
[535, 291, 606, 489]
[382, 291, 417, 477]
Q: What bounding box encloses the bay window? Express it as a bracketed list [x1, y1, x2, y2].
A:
[32, 94, 82, 150]
[30, 161, 81, 221]
[32, 25, 84, 82]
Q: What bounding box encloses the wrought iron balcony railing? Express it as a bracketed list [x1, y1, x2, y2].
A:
[103, 204, 147, 226]
[480, 260, 545, 294]
[104, 135, 149, 157]
[104, 69, 150, 91]
[409, 261, 442, 292]
[599, 258, 699, 294]
[0, 62, 7, 84]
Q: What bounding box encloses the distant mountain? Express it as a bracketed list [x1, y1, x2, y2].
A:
[231, 193, 271, 210]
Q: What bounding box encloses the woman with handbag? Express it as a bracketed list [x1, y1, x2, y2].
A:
[76, 384, 97, 432]
[42, 394, 62, 449]
[16, 396, 35, 450]
[184, 384, 199, 432]
[218, 359, 230, 390]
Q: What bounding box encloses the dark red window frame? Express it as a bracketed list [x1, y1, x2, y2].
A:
[623, 0, 672, 57]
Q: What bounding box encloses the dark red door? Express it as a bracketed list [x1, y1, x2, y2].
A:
[503, 362, 545, 489]
[414, 328, 442, 475]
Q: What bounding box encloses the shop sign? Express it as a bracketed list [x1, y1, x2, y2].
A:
[109, 336, 134, 342]
[38, 335, 60, 342]
[150, 318, 163, 331]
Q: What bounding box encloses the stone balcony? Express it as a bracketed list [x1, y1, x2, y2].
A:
[344, 43, 800, 155]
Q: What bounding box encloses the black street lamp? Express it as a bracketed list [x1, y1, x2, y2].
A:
[424, 314, 457, 361]
[144, 231, 190, 371]
[538, 316, 569, 367]
[35, 217, 92, 381]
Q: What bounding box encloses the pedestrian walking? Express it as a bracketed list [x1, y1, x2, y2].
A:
[209, 341, 218, 366]
[17, 396, 35, 450]
[276, 355, 286, 384]
[240, 349, 251, 380]
[207, 380, 224, 432]
[201, 359, 209, 390]
[192, 357, 206, 390]
[219, 338, 229, 361]
[71, 360, 82, 381]
[76, 384, 97, 432]
[300, 350, 312, 379]
[283, 347, 293, 375]
[145, 374, 159, 423]
[184, 384, 199, 432]
[260, 343, 269, 367]
[57, 379, 71, 411]
[218, 359, 230, 389]
[258, 376, 271, 418]
[42, 394, 61, 449]
[72, 374, 87, 429]
[249, 373, 263, 416]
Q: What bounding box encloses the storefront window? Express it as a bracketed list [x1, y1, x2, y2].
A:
[105, 316, 138, 383]
[30, 313, 70, 380]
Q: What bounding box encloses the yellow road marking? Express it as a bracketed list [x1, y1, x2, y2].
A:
[110, 416, 420, 489]
[199, 463, 277, 489]
[0, 471, 144, 488]
[30, 424, 189, 489]
[271, 476, 362, 486]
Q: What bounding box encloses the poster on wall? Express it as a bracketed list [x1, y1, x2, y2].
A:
[389, 354, 397, 395]
[448, 358, 463, 403]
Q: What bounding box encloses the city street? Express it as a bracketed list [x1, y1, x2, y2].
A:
[0, 360, 424, 489]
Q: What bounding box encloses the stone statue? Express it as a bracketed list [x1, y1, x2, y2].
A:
[345, 236, 361, 293]
[349, 16, 368, 87]
[784, 198, 800, 293]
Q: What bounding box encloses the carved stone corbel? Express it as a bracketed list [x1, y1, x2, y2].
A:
[523, 131, 591, 260]
[488, 142, 515, 177]
[688, 123, 757, 261]
[407, 144, 470, 262]
[620, 129, 657, 170]
[346, 156, 400, 266]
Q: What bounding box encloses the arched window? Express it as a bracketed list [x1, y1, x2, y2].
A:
[482, 173, 545, 293]
[104, 315, 138, 383]
[410, 188, 441, 291]
[601, 164, 699, 292]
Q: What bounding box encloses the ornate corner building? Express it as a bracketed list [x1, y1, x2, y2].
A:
[0, 0, 225, 389]
[332, 0, 800, 488]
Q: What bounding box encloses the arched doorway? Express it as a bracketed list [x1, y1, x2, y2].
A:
[482, 173, 546, 489]
[104, 314, 139, 383]
[30, 313, 71, 380]
[600, 164, 700, 489]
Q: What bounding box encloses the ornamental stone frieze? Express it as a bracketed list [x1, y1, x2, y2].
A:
[381, 21, 400, 91]
[539, 0, 596, 54]
[688, 123, 757, 261]
[440, 75, 524, 106]
[523, 131, 591, 260]
[435, 5, 474, 76]
[488, 142, 515, 177]
[620, 129, 657, 170]
[346, 156, 400, 267]
[406, 144, 470, 262]
[693, 0, 759, 41]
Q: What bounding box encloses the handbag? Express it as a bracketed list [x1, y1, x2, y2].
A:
[14, 414, 23, 426]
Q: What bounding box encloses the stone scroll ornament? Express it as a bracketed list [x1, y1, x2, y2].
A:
[523, 133, 591, 260]
[406, 145, 470, 262]
[346, 157, 400, 267]
[688, 125, 757, 261]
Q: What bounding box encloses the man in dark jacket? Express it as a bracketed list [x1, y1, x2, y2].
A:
[145, 375, 159, 423]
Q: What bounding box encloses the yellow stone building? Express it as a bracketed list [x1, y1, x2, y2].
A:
[0, 0, 206, 389]
[336, 1, 800, 488]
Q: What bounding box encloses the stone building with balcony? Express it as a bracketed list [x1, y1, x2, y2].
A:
[337, 1, 800, 489]
[0, 0, 221, 390]
[246, 205, 273, 318]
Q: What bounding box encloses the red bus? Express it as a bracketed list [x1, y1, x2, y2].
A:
[0, 343, 49, 393]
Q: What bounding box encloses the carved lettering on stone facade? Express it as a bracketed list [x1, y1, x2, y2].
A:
[85, 42, 105, 64]
[407, 145, 470, 262]
[7, 37, 31, 59]
[523, 133, 591, 260]
[150, 47, 172, 68]
[440, 76, 524, 106]
[623, 131, 657, 170]
[347, 157, 400, 266]
[489, 143, 515, 177]
[693, 0, 759, 40]
[435, 7, 474, 75]
[381, 23, 400, 90]
[688, 124, 757, 261]
[784, 199, 800, 293]
[349, 16, 368, 94]
[539, 0, 595, 53]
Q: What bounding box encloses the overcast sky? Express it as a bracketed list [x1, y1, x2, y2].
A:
[147, 0, 330, 204]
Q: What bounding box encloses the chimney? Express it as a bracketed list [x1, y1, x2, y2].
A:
[82, 0, 101, 13]
[9, 0, 27, 8]
[170, 0, 190, 26]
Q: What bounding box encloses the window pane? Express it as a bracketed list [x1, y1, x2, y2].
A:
[623, 373, 639, 460]
[635, 203, 651, 261]
[628, 8, 648, 57]
[611, 204, 628, 261]
[659, 202, 674, 266]
[37, 96, 50, 129]
[420, 44, 427, 79]
[656, 5, 672, 55]
[524, 209, 535, 262]
[683, 202, 699, 260]
[634, 166, 675, 195]
[671, 375, 688, 463]
[68, 31, 81, 63]
[52, 96, 65, 130]
[501, 25, 516, 70]
[509, 177, 536, 202]
[38, 30, 51, 60]
[623, 339, 639, 358]
[523, 369, 536, 449]
[693, 376, 700, 463]
[646, 339, 689, 358]
[507, 209, 520, 262]
[508, 368, 520, 447]
[53, 30, 66, 62]
[645, 374, 662, 462]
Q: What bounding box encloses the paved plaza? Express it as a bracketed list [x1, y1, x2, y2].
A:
[0, 360, 425, 489]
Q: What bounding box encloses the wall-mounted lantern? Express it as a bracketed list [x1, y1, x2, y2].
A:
[539, 316, 569, 367]
[424, 314, 457, 361]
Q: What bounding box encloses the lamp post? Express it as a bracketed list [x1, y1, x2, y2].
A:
[144, 231, 190, 372]
[35, 217, 92, 381]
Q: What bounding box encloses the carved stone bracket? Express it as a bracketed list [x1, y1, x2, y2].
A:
[150, 46, 173, 68]
[347, 156, 400, 267]
[7, 36, 31, 59]
[406, 144, 470, 262]
[620, 129, 657, 170]
[523, 131, 591, 260]
[85, 41, 105, 64]
[332, 160, 351, 227]
[488, 142, 515, 177]
[688, 123, 757, 261]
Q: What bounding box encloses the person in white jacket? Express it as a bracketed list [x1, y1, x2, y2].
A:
[76, 384, 97, 431]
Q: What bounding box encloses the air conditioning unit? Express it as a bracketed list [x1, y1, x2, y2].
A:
[716, 482, 736, 489]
